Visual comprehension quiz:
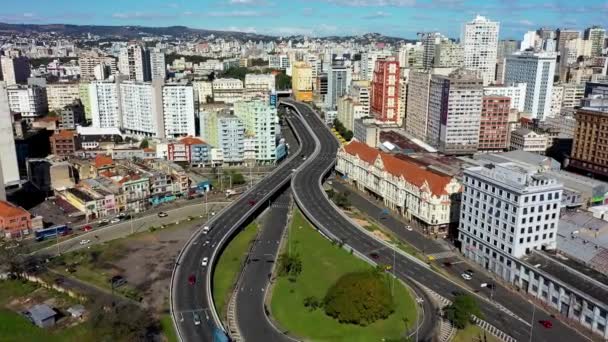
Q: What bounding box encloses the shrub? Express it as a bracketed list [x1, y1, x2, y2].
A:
[443, 294, 483, 329]
[323, 271, 394, 326]
[277, 253, 302, 279]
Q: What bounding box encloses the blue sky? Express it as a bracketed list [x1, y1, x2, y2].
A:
[1, 0, 607, 39]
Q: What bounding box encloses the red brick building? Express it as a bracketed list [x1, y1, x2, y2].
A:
[371, 57, 400, 125]
[50, 130, 80, 156]
[478, 96, 511, 151]
[0, 200, 32, 239]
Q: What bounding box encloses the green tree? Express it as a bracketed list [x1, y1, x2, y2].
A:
[277, 253, 302, 279]
[88, 300, 158, 342]
[221, 67, 249, 81]
[225, 170, 245, 185]
[276, 72, 292, 90]
[443, 294, 483, 329]
[249, 58, 267, 67]
[323, 271, 395, 326]
[139, 139, 149, 149]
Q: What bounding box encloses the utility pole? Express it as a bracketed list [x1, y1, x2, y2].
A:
[529, 303, 536, 342]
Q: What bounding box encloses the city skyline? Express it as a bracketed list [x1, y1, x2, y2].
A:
[2, 0, 607, 39]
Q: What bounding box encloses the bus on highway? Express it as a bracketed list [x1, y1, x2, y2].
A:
[35, 225, 70, 242]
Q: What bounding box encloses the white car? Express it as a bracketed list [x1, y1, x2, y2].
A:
[80, 239, 91, 245]
[110, 218, 121, 224]
[202, 226, 210, 234]
[405, 225, 413, 231]
[201, 257, 209, 267]
[461, 273, 472, 281]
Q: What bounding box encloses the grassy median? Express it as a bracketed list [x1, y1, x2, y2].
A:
[270, 210, 418, 342]
[212, 222, 259, 319]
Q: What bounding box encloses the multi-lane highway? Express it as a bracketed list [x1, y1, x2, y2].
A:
[285, 100, 589, 342]
[170, 111, 316, 341]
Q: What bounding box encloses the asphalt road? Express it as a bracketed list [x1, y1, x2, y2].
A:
[35, 201, 230, 256]
[286, 100, 590, 342]
[235, 190, 294, 342]
[171, 113, 316, 342]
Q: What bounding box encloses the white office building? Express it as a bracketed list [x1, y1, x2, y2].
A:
[0, 82, 20, 185]
[458, 162, 562, 273]
[212, 78, 244, 104]
[0, 55, 30, 86]
[149, 49, 166, 81]
[505, 51, 557, 120]
[89, 81, 121, 128]
[349, 82, 370, 116]
[193, 81, 213, 105]
[6, 85, 47, 119]
[118, 44, 151, 82]
[361, 50, 393, 80]
[244, 74, 275, 92]
[46, 82, 80, 111]
[119, 81, 164, 137]
[217, 114, 245, 164]
[462, 15, 500, 85]
[483, 83, 527, 113]
[162, 84, 196, 138]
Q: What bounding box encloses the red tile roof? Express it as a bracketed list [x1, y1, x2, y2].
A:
[118, 174, 141, 184]
[0, 200, 29, 218]
[53, 130, 76, 139]
[342, 141, 457, 196]
[94, 155, 114, 168]
[180, 136, 206, 146]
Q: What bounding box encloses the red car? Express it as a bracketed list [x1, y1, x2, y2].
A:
[539, 320, 553, 329]
[83, 225, 93, 232]
[248, 199, 257, 207]
[188, 274, 196, 285]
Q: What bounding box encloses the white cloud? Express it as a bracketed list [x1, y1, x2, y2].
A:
[207, 10, 268, 17]
[227, 0, 271, 5]
[223, 26, 258, 33]
[319, 0, 416, 7]
[362, 11, 391, 19]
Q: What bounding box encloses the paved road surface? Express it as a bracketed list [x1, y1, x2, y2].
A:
[235, 190, 294, 342]
[286, 100, 590, 342]
[171, 114, 315, 342]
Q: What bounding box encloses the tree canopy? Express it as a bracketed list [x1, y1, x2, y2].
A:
[443, 294, 483, 329]
[323, 271, 395, 326]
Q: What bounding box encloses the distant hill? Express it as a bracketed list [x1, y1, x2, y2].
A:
[0, 22, 414, 43]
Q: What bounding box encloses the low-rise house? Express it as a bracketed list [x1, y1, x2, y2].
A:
[510, 128, 548, 154]
[27, 304, 56, 328]
[336, 140, 462, 236]
[0, 200, 32, 239]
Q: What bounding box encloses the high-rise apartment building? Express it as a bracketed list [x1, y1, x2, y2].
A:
[291, 62, 313, 102]
[119, 81, 164, 137]
[561, 83, 585, 110]
[327, 64, 350, 109]
[349, 82, 371, 117]
[478, 96, 511, 151]
[458, 163, 563, 278]
[217, 114, 245, 164]
[405, 70, 431, 140]
[58, 100, 86, 130]
[78, 53, 117, 81]
[483, 83, 527, 112]
[149, 49, 166, 81]
[361, 51, 393, 80]
[462, 15, 500, 85]
[89, 81, 121, 128]
[398, 43, 424, 68]
[505, 51, 557, 120]
[419, 32, 445, 69]
[6, 85, 47, 120]
[549, 84, 564, 118]
[162, 84, 196, 138]
[556, 29, 580, 59]
[498, 40, 520, 59]
[0, 55, 31, 86]
[584, 26, 606, 57]
[233, 100, 277, 163]
[0, 82, 20, 185]
[46, 82, 80, 111]
[434, 41, 464, 68]
[212, 78, 244, 104]
[118, 44, 151, 82]
[427, 69, 483, 155]
[570, 108, 608, 177]
[371, 57, 400, 125]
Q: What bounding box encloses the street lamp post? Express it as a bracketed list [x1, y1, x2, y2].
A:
[529, 303, 536, 342]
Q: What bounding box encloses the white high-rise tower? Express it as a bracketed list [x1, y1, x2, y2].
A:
[462, 15, 500, 85]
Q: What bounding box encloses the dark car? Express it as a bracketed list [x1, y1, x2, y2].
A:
[369, 252, 380, 260]
[109, 275, 127, 288]
[248, 199, 257, 206]
[188, 274, 196, 285]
